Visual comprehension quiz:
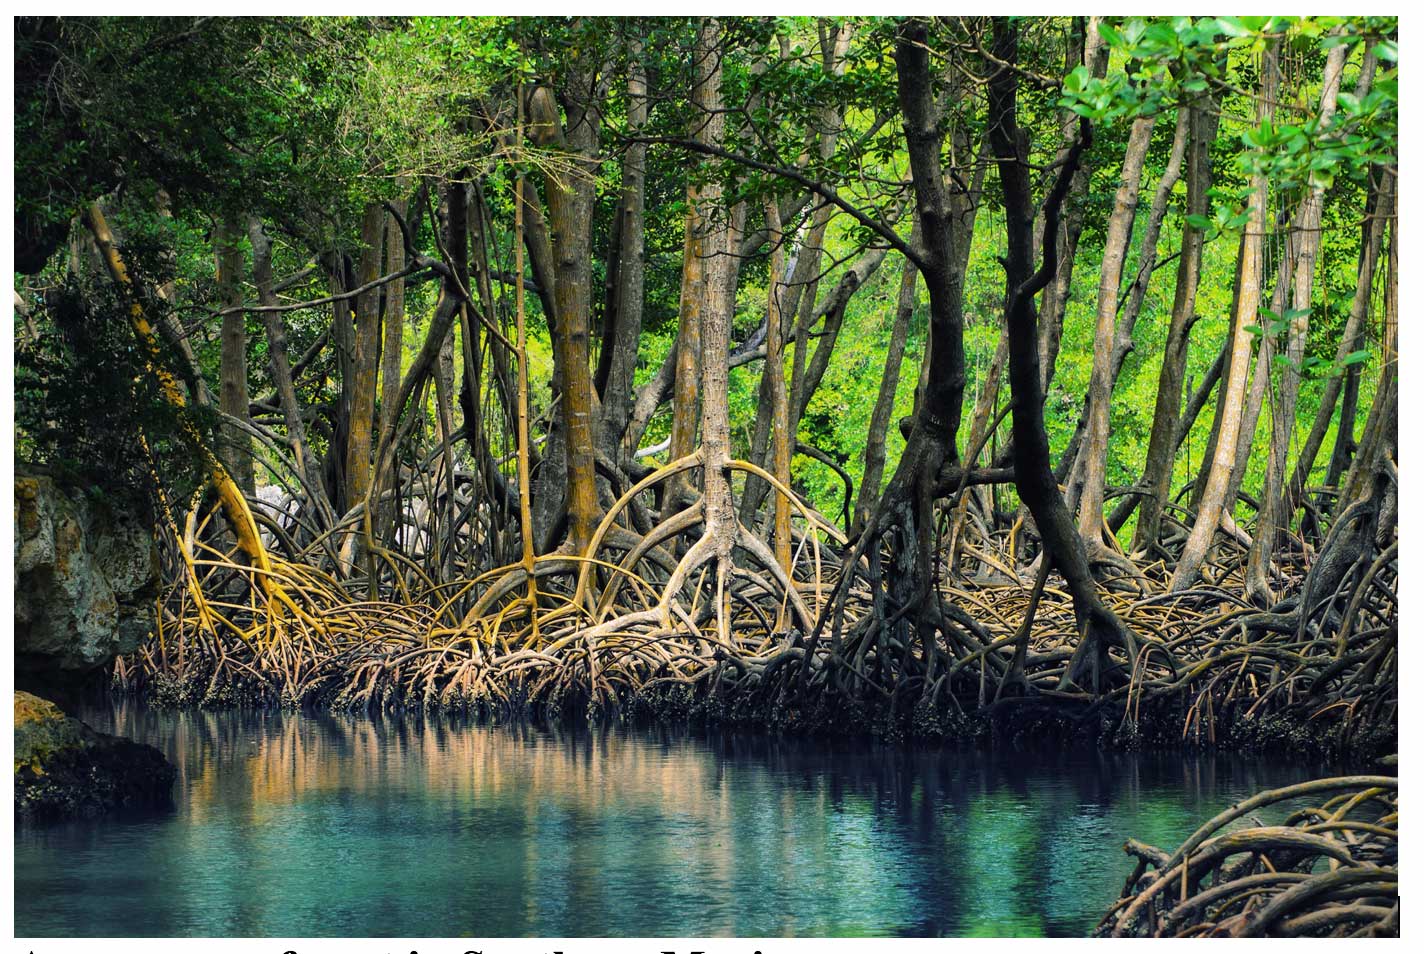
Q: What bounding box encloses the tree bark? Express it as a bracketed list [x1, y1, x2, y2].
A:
[345, 202, 385, 517]
[1298, 179, 1391, 506]
[595, 37, 648, 459]
[215, 216, 255, 495]
[1341, 222, 1396, 509]
[248, 216, 336, 529]
[763, 198, 793, 571]
[1319, 184, 1388, 494]
[1038, 17, 1109, 397]
[853, 253, 917, 536]
[1244, 42, 1349, 602]
[1075, 113, 1157, 543]
[1170, 41, 1279, 593]
[667, 22, 722, 487]
[988, 16, 1133, 688]
[526, 63, 605, 553]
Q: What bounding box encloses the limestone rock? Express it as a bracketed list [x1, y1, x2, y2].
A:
[14, 473, 159, 687]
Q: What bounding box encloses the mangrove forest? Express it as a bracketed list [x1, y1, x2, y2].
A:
[12, 14, 1400, 940]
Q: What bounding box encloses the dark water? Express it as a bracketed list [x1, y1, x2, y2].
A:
[16, 701, 1325, 938]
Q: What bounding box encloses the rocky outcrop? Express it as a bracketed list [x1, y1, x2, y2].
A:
[15, 691, 175, 821]
[14, 472, 159, 689]
[13, 475, 173, 821]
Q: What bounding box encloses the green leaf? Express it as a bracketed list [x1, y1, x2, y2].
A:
[1216, 17, 1250, 37]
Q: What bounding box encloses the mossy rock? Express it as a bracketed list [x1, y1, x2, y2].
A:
[14, 691, 176, 822]
[14, 691, 85, 774]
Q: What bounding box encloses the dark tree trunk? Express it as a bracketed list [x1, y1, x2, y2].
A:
[988, 16, 1134, 689]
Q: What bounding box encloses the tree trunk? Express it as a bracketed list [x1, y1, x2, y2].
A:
[1038, 17, 1109, 397]
[988, 16, 1133, 688]
[378, 196, 408, 544]
[1297, 171, 1390, 506]
[248, 216, 336, 530]
[1244, 42, 1349, 603]
[85, 203, 271, 576]
[527, 68, 604, 553]
[1170, 41, 1278, 593]
[345, 202, 384, 519]
[215, 217, 254, 496]
[853, 253, 917, 536]
[763, 198, 793, 571]
[667, 23, 722, 487]
[1075, 113, 1156, 544]
[1341, 223, 1396, 509]
[595, 38, 648, 459]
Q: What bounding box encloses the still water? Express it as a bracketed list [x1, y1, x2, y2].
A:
[16, 701, 1323, 938]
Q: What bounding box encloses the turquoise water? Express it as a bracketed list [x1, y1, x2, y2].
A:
[15, 701, 1321, 937]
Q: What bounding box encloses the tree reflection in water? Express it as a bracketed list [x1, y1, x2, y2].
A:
[16, 701, 1325, 938]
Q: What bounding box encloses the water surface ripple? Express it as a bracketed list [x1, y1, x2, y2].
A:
[15, 702, 1322, 937]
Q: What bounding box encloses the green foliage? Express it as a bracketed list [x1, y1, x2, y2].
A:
[15, 272, 211, 506]
[11, 14, 1397, 549]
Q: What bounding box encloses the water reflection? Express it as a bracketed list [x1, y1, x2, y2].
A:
[15, 701, 1325, 938]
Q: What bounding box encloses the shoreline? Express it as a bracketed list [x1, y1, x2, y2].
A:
[109, 671, 1396, 767]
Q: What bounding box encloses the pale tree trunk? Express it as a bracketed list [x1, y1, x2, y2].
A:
[746, 22, 854, 484]
[378, 196, 408, 544]
[763, 198, 793, 572]
[1171, 42, 1278, 593]
[667, 22, 722, 484]
[681, 18, 741, 576]
[1244, 42, 1349, 602]
[345, 202, 384, 516]
[1293, 55, 1387, 507]
[215, 216, 254, 495]
[853, 254, 917, 536]
[1221, 231, 1297, 530]
[1117, 107, 1191, 359]
[1340, 224, 1396, 510]
[595, 37, 647, 459]
[783, 22, 853, 424]
[526, 63, 605, 552]
[1317, 174, 1390, 494]
[1038, 16, 1109, 396]
[701, 206, 745, 548]
[248, 217, 336, 529]
[1075, 113, 1156, 544]
[1087, 105, 1191, 538]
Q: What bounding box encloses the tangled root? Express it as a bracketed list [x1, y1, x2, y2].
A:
[1097, 774, 1398, 937]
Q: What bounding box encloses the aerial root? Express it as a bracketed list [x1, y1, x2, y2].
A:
[1097, 776, 1398, 937]
[123, 452, 1394, 753]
